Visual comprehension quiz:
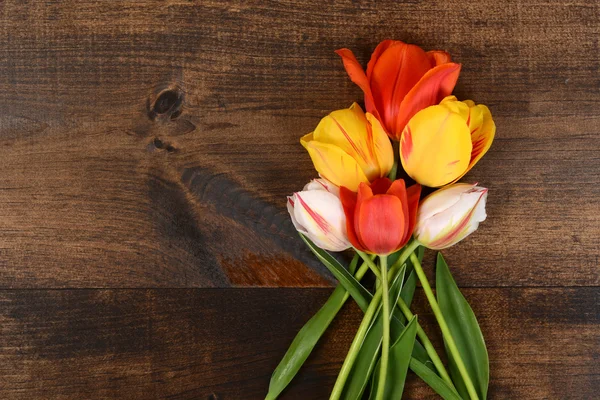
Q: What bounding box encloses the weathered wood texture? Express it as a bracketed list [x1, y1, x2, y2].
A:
[0, 1, 598, 398]
[0, 0, 597, 288]
[0, 288, 597, 399]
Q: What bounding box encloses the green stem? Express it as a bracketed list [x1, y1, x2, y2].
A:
[355, 249, 382, 280]
[410, 253, 480, 400]
[387, 140, 400, 180]
[396, 297, 456, 391]
[329, 241, 420, 399]
[329, 282, 383, 400]
[375, 256, 389, 400]
[390, 239, 420, 271]
[353, 257, 374, 284]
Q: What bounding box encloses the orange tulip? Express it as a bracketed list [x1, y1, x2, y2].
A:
[336, 40, 461, 140]
[339, 178, 421, 255]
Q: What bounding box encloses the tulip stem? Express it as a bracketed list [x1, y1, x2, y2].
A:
[375, 255, 390, 400]
[390, 239, 420, 271]
[396, 297, 456, 391]
[329, 277, 384, 400]
[355, 249, 382, 280]
[410, 253, 480, 400]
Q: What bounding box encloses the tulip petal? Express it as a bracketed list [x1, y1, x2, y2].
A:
[335, 48, 379, 119]
[301, 136, 369, 191]
[366, 112, 394, 177]
[426, 188, 488, 249]
[396, 63, 461, 136]
[400, 105, 472, 187]
[339, 186, 365, 251]
[426, 50, 452, 66]
[312, 104, 385, 180]
[356, 195, 406, 255]
[303, 178, 340, 197]
[287, 196, 308, 235]
[369, 177, 393, 195]
[293, 191, 350, 251]
[366, 40, 397, 78]
[440, 96, 470, 121]
[452, 105, 496, 182]
[417, 183, 475, 222]
[414, 184, 487, 250]
[386, 179, 409, 243]
[370, 43, 432, 136]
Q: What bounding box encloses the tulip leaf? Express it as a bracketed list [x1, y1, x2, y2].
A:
[400, 270, 417, 309]
[266, 284, 349, 400]
[370, 316, 418, 400]
[436, 253, 489, 400]
[300, 234, 373, 311]
[341, 266, 406, 400]
[409, 358, 463, 400]
[265, 254, 360, 400]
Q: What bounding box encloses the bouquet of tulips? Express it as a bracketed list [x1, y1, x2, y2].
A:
[267, 40, 495, 400]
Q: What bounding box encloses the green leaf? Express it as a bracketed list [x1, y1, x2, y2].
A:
[300, 234, 373, 311]
[436, 253, 489, 399]
[266, 285, 348, 400]
[265, 254, 361, 400]
[370, 316, 418, 400]
[391, 245, 422, 313]
[409, 358, 463, 400]
[341, 266, 406, 400]
[400, 270, 417, 310]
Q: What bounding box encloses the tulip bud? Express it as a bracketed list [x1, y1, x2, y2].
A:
[287, 179, 351, 252]
[339, 178, 421, 255]
[414, 183, 488, 250]
[400, 96, 495, 187]
[301, 103, 394, 192]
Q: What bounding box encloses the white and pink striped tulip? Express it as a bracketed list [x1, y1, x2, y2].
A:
[414, 183, 488, 250]
[287, 179, 351, 252]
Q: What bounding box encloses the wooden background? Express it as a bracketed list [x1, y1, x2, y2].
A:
[0, 0, 597, 398]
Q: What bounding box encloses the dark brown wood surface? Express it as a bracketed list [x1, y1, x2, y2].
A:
[0, 0, 597, 399]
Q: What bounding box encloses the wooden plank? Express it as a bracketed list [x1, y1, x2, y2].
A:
[0, 0, 598, 288]
[0, 288, 597, 399]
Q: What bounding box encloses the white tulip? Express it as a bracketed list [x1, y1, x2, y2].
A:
[287, 179, 351, 252]
[414, 183, 488, 250]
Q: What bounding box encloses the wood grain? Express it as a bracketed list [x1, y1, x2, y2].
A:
[0, 1, 597, 398]
[0, 288, 597, 399]
[0, 0, 597, 287]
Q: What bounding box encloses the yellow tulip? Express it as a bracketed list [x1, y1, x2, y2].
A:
[301, 103, 394, 191]
[399, 96, 495, 187]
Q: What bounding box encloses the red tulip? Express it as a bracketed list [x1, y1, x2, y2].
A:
[336, 40, 461, 140]
[339, 178, 421, 255]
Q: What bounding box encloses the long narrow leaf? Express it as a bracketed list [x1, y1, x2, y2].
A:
[370, 316, 418, 399]
[400, 270, 417, 309]
[300, 234, 372, 311]
[265, 254, 361, 400]
[266, 284, 349, 400]
[437, 253, 489, 399]
[410, 358, 463, 400]
[341, 266, 406, 400]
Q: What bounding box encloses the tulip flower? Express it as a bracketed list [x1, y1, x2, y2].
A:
[336, 40, 461, 140]
[287, 178, 351, 252]
[339, 178, 421, 255]
[413, 183, 488, 250]
[399, 96, 496, 187]
[301, 103, 394, 192]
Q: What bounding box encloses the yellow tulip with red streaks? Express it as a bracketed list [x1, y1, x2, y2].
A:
[301, 103, 394, 192]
